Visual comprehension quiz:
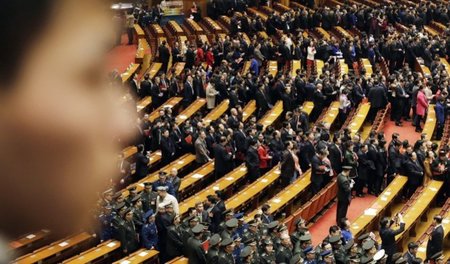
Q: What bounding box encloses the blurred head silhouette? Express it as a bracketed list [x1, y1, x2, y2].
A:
[0, 0, 134, 238]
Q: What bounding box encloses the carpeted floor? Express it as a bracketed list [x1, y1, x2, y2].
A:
[106, 34, 137, 73]
[309, 119, 422, 244]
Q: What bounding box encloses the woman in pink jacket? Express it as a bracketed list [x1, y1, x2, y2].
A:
[415, 85, 428, 132]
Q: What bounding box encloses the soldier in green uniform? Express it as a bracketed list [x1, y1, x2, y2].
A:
[260, 239, 276, 264]
[298, 234, 313, 259]
[276, 232, 294, 263]
[221, 218, 238, 240]
[242, 220, 261, 246]
[141, 182, 157, 212]
[240, 246, 254, 264]
[112, 202, 127, 239]
[329, 235, 346, 264]
[207, 234, 222, 263]
[131, 195, 144, 232]
[186, 224, 207, 264]
[118, 208, 139, 254]
[218, 238, 236, 264]
[125, 186, 139, 207]
[291, 218, 308, 251]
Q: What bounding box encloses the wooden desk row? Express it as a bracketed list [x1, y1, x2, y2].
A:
[179, 164, 248, 215]
[13, 232, 94, 264]
[350, 176, 408, 238]
[203, 17, 224, 34]
[242, 61, 251, 75]
[302, 101, 315, 116]
[290, 60, 301, 77]
[133, 24, 145, 39]
[439, 58, 450, 76]
[136, 96, 152, 113]
[360, 58, 373, 77]
[424, 25, 439, 37]
[167, 62, 185, 79]
[203, 99, 230, 126]
[316, 27, 331, 41]
[258, 101, 284, 130]
[273, 2, 291, 13]
[320, 101, 340, 129]
[175, 98, 206, 126]
[267, 61, 278, 77]
[422, 104, 436, 141]
[121, 153, 196, 197]
[179, 160, 215, 200]
[121, 63, 140, 83]
[9, 229, 51, 256]
[242, 100, 257, 122]
[135, 39, 150, 64]
[334, 26, 353, 41]
[167, 21, 184, 36]
[338, 59, 349, 78]
[148, 97, 183, 123]
[146, 62, 162, 79]
[261, 5, 279, 16]
[348, 102, 371, 137]
[247, 7, 268, 22]
[114, 248, 159, 264]
[62, 240, 120, 264]
[219, 16, 231, 30]
[315, 60, 324, 76]
[395, 181, 444, 246]
[225, 166, 281, 211]
[245, 170, 311, 222]
[185, 19, 204, 34]
[167, 256, 188, 264]
[150, 24, 164, 38]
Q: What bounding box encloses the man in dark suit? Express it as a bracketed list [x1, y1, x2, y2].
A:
[426, 215, 444, 261]
[158, 40, 170, 73]
[183, 75, 195, 108]
[404, 242, 422, 264]
[160, 129, 176, 166]
[367, 82, 388, 122]
[186, 224, 207, 264]
[380, 214, 405, 262]
[311, 148, 329, 195]
[119, 208, 139, 254]
[135, 144, 149, 180]
[214, 136, 233, 179]
[336, 166, 354, 223]
[328, 135, 343, 174]
[404, 152, 424, 198]
[246, 139, 260, 182]
[281, 141, 295, 188]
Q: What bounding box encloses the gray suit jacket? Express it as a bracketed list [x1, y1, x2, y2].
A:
[195, 137, 210, 163]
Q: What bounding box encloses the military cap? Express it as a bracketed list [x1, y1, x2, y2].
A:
[159, 171, 168, 177]
[143, 209, 155, 219]
[361, 256, 374, 264]
[210, 234, 222, 246]
[164, 202, 173, 208]
[248, 220, 258, 226]
[186, 215, 199, 222]
[113, 192, 123, 199]
[277, 225, 287, 233]
[131, 195, 141, 203]
[128, 186, 137, 192]
[124, 207, 133, 215]
[115, 202, 126, 211]
[408, 242, 418, 249]
[434, 215, 443, 221]
[342, 166, 353, 170]
[395, 257, 407, 264]
[430, 251, 444, 261]
[226, 218, 238, 228]
[222, 209, 233, 216]
[295, 218, 305, 226]
[263, 239, 273, 245]
[267, 221, 279, 230]
[320, 250, 333, 257]
[290, 254, 304, 264]
[240, 246, 253, 258]
[303, 246, 315, 254]
[235, 212, 244, 220]
[104, 205, 113, 210]
[349, 255, 361, 263]
[357, 233, 370, 241]
[191, 224, 205, 234]
[156, 186, 168, 191]
[362, 239, 375, 250]
[391, 253, 403, 263]
[299, 234, 312, 241]
[220, 237, 233, 247]
[344, 239, 355, 251]
[373, 249, 386, 261]
[329, 235, 341, 244]
[243, 238, 256, 245]
[143, 182, 152, 187]
[233, 235, 241, 242]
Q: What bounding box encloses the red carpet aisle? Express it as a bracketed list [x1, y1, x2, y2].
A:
[106, 34, 137, 73]
[309, 120, 421, 244]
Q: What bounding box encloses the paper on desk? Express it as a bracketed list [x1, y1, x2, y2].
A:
[381, 196, 388, 201]
[26, 234, 36, 239]
[273, 198, 281, 204]
[384, 191, 391, 196]
[139, 251, 148, 257]
[364, 208, 377, 216]
[226, 177, 234, 181]
[59, 241, 69, 247]
[429, 187, 438, 192]
[120, 261, 131, 264]
[192, 174, 203, 179]
[107, 242, 116, 248]
[213, 186, 219, 190]
[261, 179, 268, 183]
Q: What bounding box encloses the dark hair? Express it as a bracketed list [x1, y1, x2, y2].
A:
[0, 0, 55, 86]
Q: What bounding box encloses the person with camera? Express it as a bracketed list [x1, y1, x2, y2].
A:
[379, 214, 405, 263]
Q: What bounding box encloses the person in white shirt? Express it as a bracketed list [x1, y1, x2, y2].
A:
[307, 41, 317, 69]
[155, 186, 179, 215]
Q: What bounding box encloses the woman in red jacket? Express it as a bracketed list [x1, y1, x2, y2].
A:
[257, 134, 272, 174]
[205, 47, 214, 67]
[195, 44, 205, 66]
